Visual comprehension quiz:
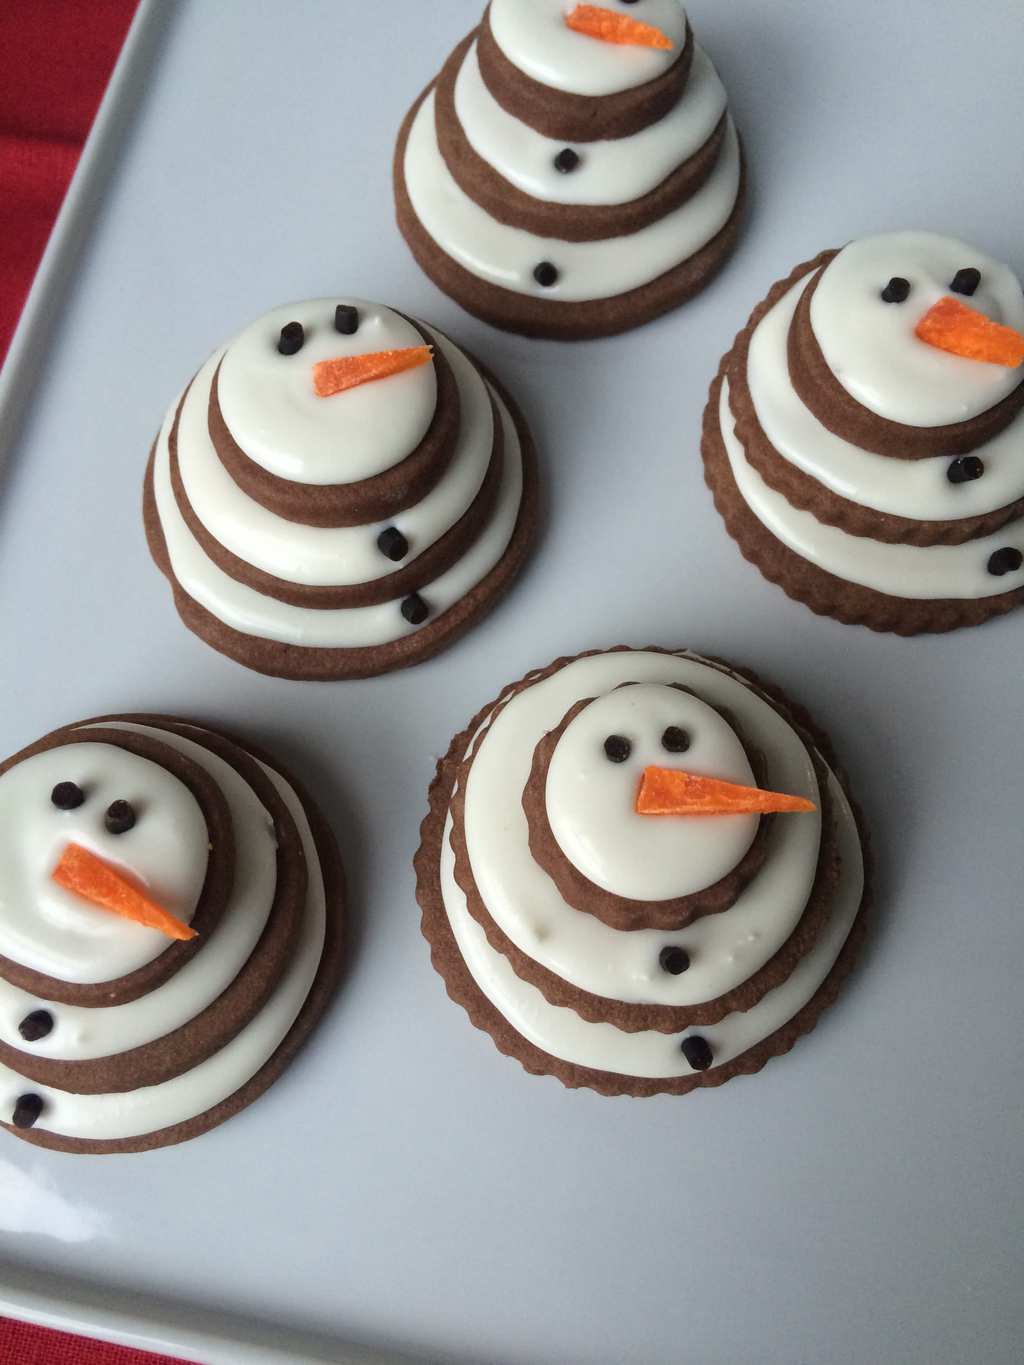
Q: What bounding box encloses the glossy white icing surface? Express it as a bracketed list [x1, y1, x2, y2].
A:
[443, 764, 860, 1080]
[748, 277, 1024, 520]
[216, 299, 437, 485]
[454, 39, 726, 205]
[488, 0, 686, 98]
[0, 755, 327, 1142]
[0, 744, 207, 985]
[153, 380, 524, 647]
[462, 652, 822, 1007]
[176, 328, 494, 588]
[545, 683, 758, 900]
[404, 91, 740, 302]
[809, 233, 1024, 428]
[720, 381, 1024, 600]
[0, 723, 277, 1062]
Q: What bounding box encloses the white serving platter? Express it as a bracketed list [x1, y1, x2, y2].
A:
[1, 2, 1022, 1362]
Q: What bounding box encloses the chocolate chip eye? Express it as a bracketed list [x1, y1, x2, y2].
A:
[553, 148, 580, 174]
[51, 781, 85, 811]
[334, 304, 359, 335]
[401, 592, 430, 625]
[988, 547, 1022, 577]
[948, 456, 985, 485]
[603, 735, 632, 763]
[659, 946, 690, 975]
[661, 726, 691, 754]
[881, 277, 911, 304]
[377, 527, 409, 562]
[680, 1036, 713, 1071]
[950, 268, 981, 297]
[105, 800, 136, 835]
[534, 261, 559, 288]
[277, 321, 305, 355]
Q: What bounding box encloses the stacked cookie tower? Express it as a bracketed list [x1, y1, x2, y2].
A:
[0, 715, 344, 1153]
[395, 1, 744, 338]
[145, 298, 536, 680]
[417, 648, 867, 1096]
[703, 231, 1024, 633]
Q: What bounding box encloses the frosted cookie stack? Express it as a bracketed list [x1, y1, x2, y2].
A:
[395, 1, 744, 338]
[145, 299, 537, 679]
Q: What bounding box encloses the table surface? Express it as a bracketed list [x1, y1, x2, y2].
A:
[1, 2, 1023, 1363]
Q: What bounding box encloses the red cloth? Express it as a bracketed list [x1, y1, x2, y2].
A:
[0, 0, 138, 363]
[0, 12, 201, 1363]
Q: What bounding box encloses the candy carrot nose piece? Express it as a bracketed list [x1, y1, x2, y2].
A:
[51, 843, 198, 942]
[635, 768, 817, 817]
[915, 297, 1024, 368]
[565, 4, 673, 50]
[312, 345, 433, 399]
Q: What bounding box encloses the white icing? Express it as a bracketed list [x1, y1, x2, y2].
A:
[462, 652, 822, 1007]
[404, 91, 740, 302]
[442, 764, 862, 1079]
[215, 300, 437, 485]
[488, 0, 686, 98]
[0, 745, 207, 985]
[809, 233, 1024, 428]
[748, 277, 1024, 521]
[719, 380, 1024, 600]
[454, 39, 726, 205]
[175, 328, 494, 588]
[545, 684, 759, 900]
[0, 754, 327, 1142]
[152, 382, 524, 649]
[0, 723, 278, 1062]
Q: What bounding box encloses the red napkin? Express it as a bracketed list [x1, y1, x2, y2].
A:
[0, 13, 203, 1363]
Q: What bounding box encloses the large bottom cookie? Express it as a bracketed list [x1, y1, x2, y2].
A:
[415, 649, 870, 1098]
[394, 85, 746, 342]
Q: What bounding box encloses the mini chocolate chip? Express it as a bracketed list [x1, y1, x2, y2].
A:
[534, 261, 559, 288]
[661, 726, 691, 754]
[105, 800, 136, 835]
[12, 1093, 44, 1130]
[680, 1036, 713, 1071]
[401, 593, 430, 625]
[51, 781, 85, 811]
[603, 735, 632, 763]
[277, 321, 305, 355]
[18, 1010, 54, 1043]
[947, 455, 985, 484]
[554, 148, 580, 174]
[881, 277, 911, 304]
[988, 547, 1023, 576]
[377, 527, 409, 562]
[950, 268, 981, 297]
[334, 304, 359, 335]
[659, 946, 691, 975]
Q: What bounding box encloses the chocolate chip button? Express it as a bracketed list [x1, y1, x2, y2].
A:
[988, 547, 1023, 576]
[659, 946, 691, 975]
[947, 456, 985, 484]
[277, 321, 305, 355]
[881, 277, 911, 304]
[554, 148, 580, 174]
[12, 1094, 44, 1130]
[105, 800, 136, 835]
[18, 1010, 54, 1043]
[401, 593, 430, 625]
[680, 1036, 713, 1071]
[377, 527, 409, 562]
[51, 781, 84, 810]
[603, 735, 632, 763]
[534, 262, 559, 288]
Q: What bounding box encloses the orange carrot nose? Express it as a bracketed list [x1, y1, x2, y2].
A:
[915, 297, 1024, 368]
[312, 345, 433, 399]
[565, 4, 673, 50]
[635, 768, 817, 817]
[51, 843, 197, 942]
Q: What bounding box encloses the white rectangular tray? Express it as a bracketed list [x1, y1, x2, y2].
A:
[1, 2, 1022, 1362]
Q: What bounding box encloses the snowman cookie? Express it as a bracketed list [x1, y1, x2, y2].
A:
[144, 299, 538, 680]
[702, 231, 1024, 634]
[0, 715, 345, 1153]
[415, 648, 868, 1095]
[394, 1, 745, 339]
